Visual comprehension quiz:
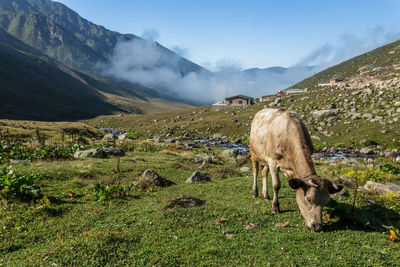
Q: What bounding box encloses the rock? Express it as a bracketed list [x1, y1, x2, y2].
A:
[221, 149, 237, 158]
[136, 169, 175, 190]
[165, 137, 178, 143]
[312, 110, 336, 119]
[73, 148, 104, 159]
[153, 135, 164, 142]
[188, 154, 215, 164]
[360, 147, 375, 155]
[186, 171, 212, 183]
[118, 134, 127, 140]
[102, 133, 117, 141]
[342, 158, 358, 165]
[364, 181, 400, 195]
[240, 167, 251, 173]
[394, 101, 400, 106]
[103, 147, 125, 157]
[164, 195, 206, 210]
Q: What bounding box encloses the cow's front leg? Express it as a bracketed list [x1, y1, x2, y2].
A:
[251, 158, 259, 198]
[262, 165, 270, 200]
[269, 162, 281, 214]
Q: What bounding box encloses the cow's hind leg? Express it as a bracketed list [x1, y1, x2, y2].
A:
[252, 158, 259, 198]
[269, 161, 281, 214]
[262, 165, 270, 200]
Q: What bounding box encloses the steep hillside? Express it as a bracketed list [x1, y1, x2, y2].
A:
[0, 28, 191, 121]
[293, 39, 400, 89]
[0, 0, 204, 76]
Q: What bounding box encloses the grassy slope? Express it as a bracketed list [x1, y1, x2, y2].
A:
[293, 39, 400, 89]
[0, 28, 193, 121]
[1, 147, 399, 266]
[86, 81, 400, 150]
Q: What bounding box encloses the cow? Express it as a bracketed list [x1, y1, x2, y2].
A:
[241, 108, 342, 232]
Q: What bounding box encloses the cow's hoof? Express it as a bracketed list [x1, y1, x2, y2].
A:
[263, 196, 271, 201]
[271, 207, 280, 215]
[252, 192, 258, 198]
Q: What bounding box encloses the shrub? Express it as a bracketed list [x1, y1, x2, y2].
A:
[93, 183, 127, 201]
[0, 166, 42, 199]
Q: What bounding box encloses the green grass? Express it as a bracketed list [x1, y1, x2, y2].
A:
[1, 146, 399, 266]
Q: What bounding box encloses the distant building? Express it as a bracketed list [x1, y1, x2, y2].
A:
[225, 95, 254, 106]
[212, 94, 254, 111]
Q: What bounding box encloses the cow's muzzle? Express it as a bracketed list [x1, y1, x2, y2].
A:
[310, 223, 323, 232]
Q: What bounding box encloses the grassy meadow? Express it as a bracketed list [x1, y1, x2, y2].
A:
[1, 138, 400, 266]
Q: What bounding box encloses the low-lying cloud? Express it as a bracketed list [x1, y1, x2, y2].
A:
[296, 27, 400, 71]
[101, 38, 316, 104]
[101, 26, 399, 105]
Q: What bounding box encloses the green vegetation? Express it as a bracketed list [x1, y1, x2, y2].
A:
[0, 166, 42, 199]
[293, 39, 400, 89]
[0, 139, 399, 265]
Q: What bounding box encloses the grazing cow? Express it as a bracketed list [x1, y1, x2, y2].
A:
[242, 108, 342, 232]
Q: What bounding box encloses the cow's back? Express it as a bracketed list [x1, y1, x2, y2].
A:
[250, 108, 312, 163]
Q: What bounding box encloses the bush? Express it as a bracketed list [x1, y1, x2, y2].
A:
[0, 166, 42, 199]
[93, 183, 128, 201]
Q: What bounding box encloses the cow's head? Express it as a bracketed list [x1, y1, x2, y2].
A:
[288, 175, 342, 232]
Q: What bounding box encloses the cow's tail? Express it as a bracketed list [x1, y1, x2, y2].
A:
[238, 153, 251, 166]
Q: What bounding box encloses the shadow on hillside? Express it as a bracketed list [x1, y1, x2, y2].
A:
[323, 200, 400, 233]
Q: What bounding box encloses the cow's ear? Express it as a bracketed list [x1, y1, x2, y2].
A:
[326, 180, 343, 194]
[288, 178, 304, 189]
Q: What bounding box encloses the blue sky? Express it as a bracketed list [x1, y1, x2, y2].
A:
[55, 0, 400, 70]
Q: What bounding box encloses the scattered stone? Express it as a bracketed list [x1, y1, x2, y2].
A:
[240, 167, 251, 173]
[118, 134, 127, 140]
[136, 169, 175, 191]
[186, 171, 212, 183]
[102, 133, 117, 141]
[102, 147, 125, 157]
[364, 181, 400, 195]
[188, 154, 215, 164]
[164, 195, 206, 210]
[360, 147, 375, 155]
[312, 110, 336, 119]
[73, 148, 105, 159]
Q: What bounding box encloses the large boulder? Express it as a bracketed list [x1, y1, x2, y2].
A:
[136, 169, 175, 191]
[103, 147, 125, 157]
[186, 171, 212, 183]
[312, 110, 336, 119]
[360, 147, 375, 155]
[73, 148, 105, 159]
[364, 181, 400, 195]
[103, 133, 117, 141]
[188, 154, 216, 164]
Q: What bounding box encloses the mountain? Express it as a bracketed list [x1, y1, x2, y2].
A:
[234, 65, 317, 94]
[292, 39, 400, 89]
[0, 28, 191, 121]
[0, 0, 204, 76]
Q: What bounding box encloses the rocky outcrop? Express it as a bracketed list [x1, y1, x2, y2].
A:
[186, 171, 212, 183]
